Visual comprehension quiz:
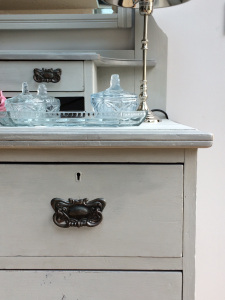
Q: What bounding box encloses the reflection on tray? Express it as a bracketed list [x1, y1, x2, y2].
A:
[0, 111, 147, 127]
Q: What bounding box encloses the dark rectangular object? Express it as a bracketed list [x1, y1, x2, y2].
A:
[58, 97, 84, 111]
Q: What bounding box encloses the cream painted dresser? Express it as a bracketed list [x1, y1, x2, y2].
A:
[0, 120, 212, 300]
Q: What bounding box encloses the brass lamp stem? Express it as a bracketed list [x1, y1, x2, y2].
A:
[138, 0, 159, 123]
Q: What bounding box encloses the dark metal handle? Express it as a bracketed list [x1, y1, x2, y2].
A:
[51, 197, 106, 228]
[33, 68, 62, 83]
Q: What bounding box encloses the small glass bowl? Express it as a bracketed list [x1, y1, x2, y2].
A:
[36, 84, 60, 113]
[91, 74, 139, 114]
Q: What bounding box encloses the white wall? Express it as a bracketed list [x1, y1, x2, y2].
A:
[154, 1, 225, 299]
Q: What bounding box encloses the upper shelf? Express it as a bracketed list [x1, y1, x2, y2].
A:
[95, 56, 156, 67]
[0, 8, 133, 30]
[0, 50, 156, 67]
[0, 50, 100, 61]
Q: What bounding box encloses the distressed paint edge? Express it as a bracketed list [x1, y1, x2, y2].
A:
[0, 141, 213, 149]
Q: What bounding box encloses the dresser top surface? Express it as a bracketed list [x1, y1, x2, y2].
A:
[0, 120, 213, 149]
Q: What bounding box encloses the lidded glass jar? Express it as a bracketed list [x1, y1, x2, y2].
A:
[91, 74, 139, 113]
[36, 84, 60, 112]
[5, 82, 46, 113]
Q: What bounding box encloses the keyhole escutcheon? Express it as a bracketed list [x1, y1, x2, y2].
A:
[76, 172, 82, 182]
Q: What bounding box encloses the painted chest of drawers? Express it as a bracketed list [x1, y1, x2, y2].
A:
[0, 121, 212, 300]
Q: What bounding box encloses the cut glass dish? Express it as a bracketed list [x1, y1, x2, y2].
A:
[91, 74, 139, 113]
[5, 82, 46, 122]
[36, 84, 61, 112]
[0, 111, 147, 127]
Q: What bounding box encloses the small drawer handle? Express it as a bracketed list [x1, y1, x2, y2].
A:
[51, 198, 106, 228]
[33, 68, 62, 83]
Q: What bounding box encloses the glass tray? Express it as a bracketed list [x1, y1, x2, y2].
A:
[0, 111, 147, 127]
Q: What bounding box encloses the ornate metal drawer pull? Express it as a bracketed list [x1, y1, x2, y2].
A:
[51, 198, 106, 228]
[33, 68, 62, 83]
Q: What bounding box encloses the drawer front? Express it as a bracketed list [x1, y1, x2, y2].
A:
[0, 61, 84, 92]
[0, 271, 182, 300]
[0, 164, 183, 258]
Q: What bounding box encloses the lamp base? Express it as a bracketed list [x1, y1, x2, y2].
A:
[145, 110, 160, 123]
[137, 100, 160, 123]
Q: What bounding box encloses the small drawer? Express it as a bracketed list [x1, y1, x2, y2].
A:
[0, 61, 84, 92]
[0, 163, 183, 261]
[0, 271, 182, 300]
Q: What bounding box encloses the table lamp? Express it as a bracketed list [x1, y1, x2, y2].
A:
[102, 0, 190, 122]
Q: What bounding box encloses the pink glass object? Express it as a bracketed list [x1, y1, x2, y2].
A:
[0, 91, 6, 112]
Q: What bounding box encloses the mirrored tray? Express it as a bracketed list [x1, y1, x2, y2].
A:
[0, 111, 147, 127]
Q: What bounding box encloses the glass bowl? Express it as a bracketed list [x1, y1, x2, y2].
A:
[91, 74, 139, 114]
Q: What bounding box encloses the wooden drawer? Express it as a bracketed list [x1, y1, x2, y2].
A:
[0, 163, 183, 258]
[0, 271, 182, 300]
[0, 61, 84, 92]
